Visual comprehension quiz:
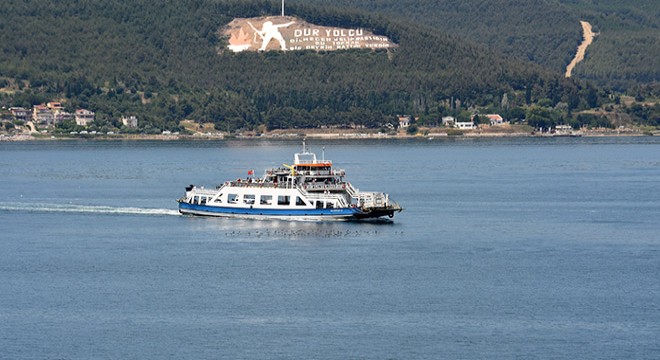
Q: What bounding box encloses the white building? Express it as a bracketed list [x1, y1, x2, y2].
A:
[455, 121, 475, 129]
[398, 115, 410, 128]
[442, 116, 455, 127]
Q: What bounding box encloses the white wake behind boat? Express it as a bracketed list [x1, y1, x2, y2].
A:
[177, 142, 402, 221]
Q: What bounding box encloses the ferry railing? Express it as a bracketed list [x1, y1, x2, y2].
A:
[356, 192, 389, 209]
[297, 185, 350, 207]
[221, 180, 295, 189]
[300, 183, 346, 192]
[343, 182, 359, 198]
[191, 187, 219, 196]
[294, 169, 345, 177]
[295, 170, 330, 177]
[295, 159, 332, 165]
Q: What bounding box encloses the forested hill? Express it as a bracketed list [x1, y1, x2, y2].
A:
[302, 0, 582, 73]
[300, 0, 659, 92]
[1, 0, 602, 132]
[563, 0, 659, 91]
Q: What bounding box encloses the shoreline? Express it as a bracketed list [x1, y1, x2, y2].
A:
[1, 128, 655, 142]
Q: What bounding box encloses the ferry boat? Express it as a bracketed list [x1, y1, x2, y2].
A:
[177, 142, 402, 221]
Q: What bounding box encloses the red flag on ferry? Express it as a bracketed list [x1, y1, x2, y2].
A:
[247, 169, 254, 176]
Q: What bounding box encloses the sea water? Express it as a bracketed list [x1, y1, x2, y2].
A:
[1, 138, 659, 359]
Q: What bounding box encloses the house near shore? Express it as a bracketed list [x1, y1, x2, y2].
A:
[485, 114, 507, 126]
[455, 120, 475, 129]
[442, 115, 475, 129]
[31, 102, 79, 126]
[75, 109, 95, 126]
[9, 107, 29, 121]
[54, 111, 73, 123]
[51, 103, 74, 125]
[121, 115, 138, 128]
[33, 104, 54, 125]
[47, 102, 64, 111]
[398, 115, 411, 128]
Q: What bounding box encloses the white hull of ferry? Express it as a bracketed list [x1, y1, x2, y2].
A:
[178, 189, 397, 220]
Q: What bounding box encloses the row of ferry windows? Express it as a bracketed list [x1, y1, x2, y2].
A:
[191, 194, 335, 208]
[226, 194, 306, 206]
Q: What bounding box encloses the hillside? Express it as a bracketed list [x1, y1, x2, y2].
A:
[299, 0, 659, 92]
[564, 0, 660, 91]
[0, 0, 632, 133]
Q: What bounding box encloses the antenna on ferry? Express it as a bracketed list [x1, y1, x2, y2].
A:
[281, 0, 285, 16]
[322, 146, 325, 161]
[302, 138, 306, 153]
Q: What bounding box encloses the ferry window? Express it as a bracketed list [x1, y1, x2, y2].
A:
[316, 201, 323, 209]
[193, 196, 199, 204]
[325, 202, 334, 209]
[260, 195, 272, 205]
[228, 194, 239, 203]
[213, 194, 223, 203]
[295, 196, 307, 206]
[277, 195, 290, 205]
[200, 197, 207, 205]
[243, 194, 255, 204]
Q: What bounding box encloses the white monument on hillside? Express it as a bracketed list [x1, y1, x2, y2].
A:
[223, 0, 398, 53]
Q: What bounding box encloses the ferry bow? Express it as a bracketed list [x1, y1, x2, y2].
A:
[177, 142, 402, 221]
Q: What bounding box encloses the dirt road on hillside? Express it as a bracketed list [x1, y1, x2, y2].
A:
[565, 21, 595, 78]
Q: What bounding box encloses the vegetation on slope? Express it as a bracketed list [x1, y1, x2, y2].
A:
[299, 0, 659, 92]
[0, 0, 654, 134]
[564, 0, 660, 92]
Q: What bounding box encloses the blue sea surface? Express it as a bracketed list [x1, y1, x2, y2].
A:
[1, 137, 659, 359]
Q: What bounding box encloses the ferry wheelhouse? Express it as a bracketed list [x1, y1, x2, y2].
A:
[177, 142, 402, 221]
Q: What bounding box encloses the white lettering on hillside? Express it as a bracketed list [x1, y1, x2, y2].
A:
[224, 17, 397, 52]
[289, 27, 390, 50]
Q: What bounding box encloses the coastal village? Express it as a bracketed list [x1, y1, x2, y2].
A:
[2, 101, 650, 140]
[0, 103, 555, 140]
[0, 100, 511, 139]
[1, 102, 142, 137]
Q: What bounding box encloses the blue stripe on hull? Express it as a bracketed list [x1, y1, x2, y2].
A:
[178, 202, 360, 218]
